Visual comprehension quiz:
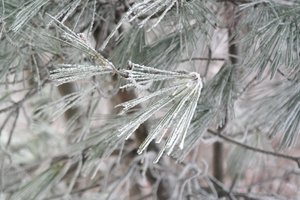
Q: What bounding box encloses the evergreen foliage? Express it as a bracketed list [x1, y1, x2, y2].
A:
[1, 0, 300, 199]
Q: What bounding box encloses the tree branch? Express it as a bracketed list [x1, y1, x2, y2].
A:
[207, 129, 300, 168]
[180, 57, 225, 63]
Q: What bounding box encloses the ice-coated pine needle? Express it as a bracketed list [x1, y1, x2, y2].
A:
[50, 64, 113, 85]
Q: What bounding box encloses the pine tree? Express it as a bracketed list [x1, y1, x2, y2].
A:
[1, 0, 300, 199]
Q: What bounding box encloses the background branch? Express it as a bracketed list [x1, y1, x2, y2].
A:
[207, 129, 300, 168]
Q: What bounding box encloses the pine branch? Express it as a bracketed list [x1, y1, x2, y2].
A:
[207, 129, 300, 168]
[180, 57, 225, 62]
[3, 1, 300, 199]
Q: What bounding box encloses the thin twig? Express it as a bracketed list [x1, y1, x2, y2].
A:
[208, 176, 237, 200]
[247, 169, 300, 190]
[0, 80, 47, 114]
[277, 68, 293, 81]
[207, 129, 300, 168]
[203, 48, 212, 78]
[5, 108, 19, 148]
[180, 57, 225, 63]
